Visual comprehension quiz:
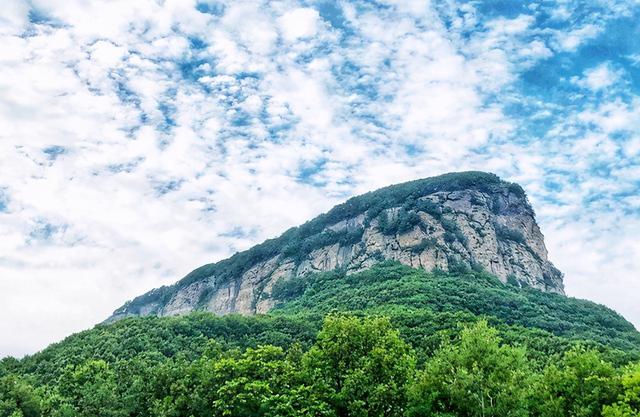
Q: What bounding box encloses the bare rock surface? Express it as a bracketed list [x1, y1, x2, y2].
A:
[108, 172, 564, 322]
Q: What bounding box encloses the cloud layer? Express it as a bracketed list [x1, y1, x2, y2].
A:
[1, 0, 639, 357]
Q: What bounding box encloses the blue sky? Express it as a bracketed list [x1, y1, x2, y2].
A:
[0, 0, 639, 357]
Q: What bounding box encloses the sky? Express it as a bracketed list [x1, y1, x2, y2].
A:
[0, 0, 639, 357]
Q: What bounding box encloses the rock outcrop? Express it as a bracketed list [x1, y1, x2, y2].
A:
[108, 172, 564, 322]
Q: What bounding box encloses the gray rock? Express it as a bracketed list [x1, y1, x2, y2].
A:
[107, 173, 564, 322]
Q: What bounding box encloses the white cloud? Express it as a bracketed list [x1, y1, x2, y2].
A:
[0, 0, 29, 35]
[573, 63, 624, 91]
[0, 0, 639, 357]
[278, 8, 320, 42]
[555, 23, 602, 51]
[578, 98, 640, 133]
[543, 214, 640, 330]
[223, 3, 278, 55]
[628, 54, 640, 66]
[519, 39, 554, 60]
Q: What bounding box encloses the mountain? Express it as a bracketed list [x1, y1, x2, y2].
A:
[5, 172, 640, 417]
[110, 171, 564, 322]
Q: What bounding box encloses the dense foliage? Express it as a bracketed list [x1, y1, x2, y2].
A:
[272, 263, 640, 356]
[3, 263, 639, 416]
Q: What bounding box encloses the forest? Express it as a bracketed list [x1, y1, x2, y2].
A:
[2, 263, 639, 416]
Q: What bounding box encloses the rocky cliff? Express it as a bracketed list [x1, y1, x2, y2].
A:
[108, 172, 564, 322]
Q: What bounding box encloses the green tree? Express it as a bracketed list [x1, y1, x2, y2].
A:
[302, 315, 416, 417]
[603, 362, 640, 417]
[533, 346, 621, 417]
[0, 375, 41, 417]
[153, 344, 331, 417]
[408, 320, 533, 417]
[57, 360, 124, 417]
[112, 356, 159, 417]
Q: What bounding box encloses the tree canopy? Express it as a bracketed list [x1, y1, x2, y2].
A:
[3, 263, 639, 416]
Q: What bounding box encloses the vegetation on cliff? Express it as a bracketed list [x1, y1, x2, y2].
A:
[113, 171, 533, 317]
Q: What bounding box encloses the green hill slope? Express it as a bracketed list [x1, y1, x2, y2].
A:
[2, 263, 639, 416]
[270, 262, 639, 354]
[10, 263, 640, 380]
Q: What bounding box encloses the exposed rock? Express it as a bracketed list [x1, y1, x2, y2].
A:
[108, 172, 564, 322]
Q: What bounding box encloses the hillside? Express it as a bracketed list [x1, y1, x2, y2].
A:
[110, 171, 564, 321]
[15, 264, 639, 383]
[2, 263, 639, 416]
[270, 263, 639, 354]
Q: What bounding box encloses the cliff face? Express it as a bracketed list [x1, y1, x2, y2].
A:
[108, 172, 564, 322]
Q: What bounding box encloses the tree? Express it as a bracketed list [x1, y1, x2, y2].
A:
[152, 344, 332, 417]
[408, 320, 533, 417]
[302, 315, 416, 417]
[533, 346, 621, 417]
[0, 375, 41, 417]
[603, 362, 640, 417]
[57, 360, 124, 417]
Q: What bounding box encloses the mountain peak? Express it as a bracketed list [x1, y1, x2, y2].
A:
[109, 171, 563, 322]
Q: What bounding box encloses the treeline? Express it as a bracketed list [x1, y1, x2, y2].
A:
[2, 316, 640, 417]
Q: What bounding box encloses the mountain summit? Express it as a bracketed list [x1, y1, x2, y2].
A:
[109, 171, 563, 322]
